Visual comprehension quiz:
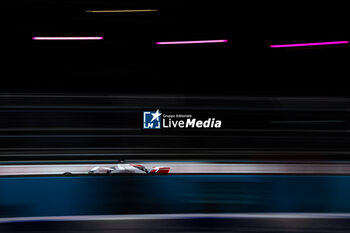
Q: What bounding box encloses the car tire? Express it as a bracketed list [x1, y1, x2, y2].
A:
[63, 172, 72, 176]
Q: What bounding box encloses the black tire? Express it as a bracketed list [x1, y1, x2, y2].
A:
[63, 172, 72, 176]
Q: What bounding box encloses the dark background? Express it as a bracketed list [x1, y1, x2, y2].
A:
[0, 2, 349, 161]
[0, 2, 348, 94]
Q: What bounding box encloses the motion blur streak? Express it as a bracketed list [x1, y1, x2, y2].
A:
[156, 40, 228, 45]
[270, 41, 349, 48]
[3, 215, 350, 233]
[3, 176, 350, 220]
[86, 9, 157, 13]
[5, 213, 350, 223]
[270, 120, 345, 124]
[2, 94, 350, 161]
[32, 37, 103, 40]
[3, 163, 350, 176]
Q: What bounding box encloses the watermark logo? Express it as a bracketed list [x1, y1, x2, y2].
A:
[143, 110, 222, 129]
[143, 109, 162, 129]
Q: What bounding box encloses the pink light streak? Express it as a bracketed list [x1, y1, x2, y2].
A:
[33, 37, 103, 40]
[270, 41, 349, 48]
[156, 39, 228, 45]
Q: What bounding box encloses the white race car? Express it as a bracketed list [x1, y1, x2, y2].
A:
[63, 162, 170, 175]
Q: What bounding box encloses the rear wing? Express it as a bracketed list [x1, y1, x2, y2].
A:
[149, 166, 170, 174]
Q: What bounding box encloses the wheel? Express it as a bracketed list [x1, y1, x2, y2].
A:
[63, 172, 72, 176]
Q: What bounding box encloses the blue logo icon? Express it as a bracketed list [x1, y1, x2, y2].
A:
[143, 110, 162, 129]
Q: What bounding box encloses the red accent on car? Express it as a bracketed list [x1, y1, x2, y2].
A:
[150, 167, 170, 174]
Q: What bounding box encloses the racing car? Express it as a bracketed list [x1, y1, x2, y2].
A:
[63, 160, 170, 175]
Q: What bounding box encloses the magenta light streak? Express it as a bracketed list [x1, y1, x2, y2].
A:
[33, 37, 103, 40]
[156, 39, 228, 45]
[270, 41, 349, 48]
